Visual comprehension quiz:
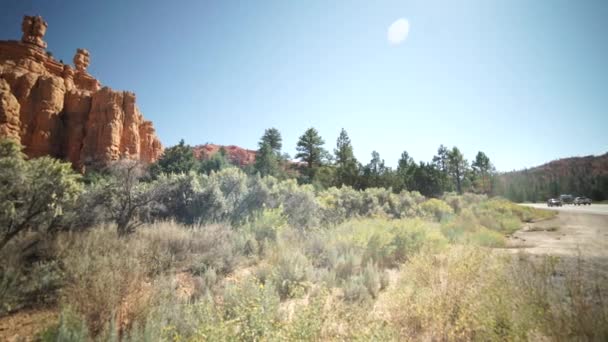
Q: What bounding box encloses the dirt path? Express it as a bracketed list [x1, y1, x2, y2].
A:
[509, 209, 608, 258]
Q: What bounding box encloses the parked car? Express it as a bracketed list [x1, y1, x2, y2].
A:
[559, 194, 574, 205]
[574, 197, 591, 205]
[547, 198, 562, 207]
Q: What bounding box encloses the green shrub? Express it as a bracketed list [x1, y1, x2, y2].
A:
[361, 262, 382, 299]
[271, 249, 312, 299]
[468, 228, 506, 247]
[39, 306, 90, 342]
[245, 207, 286, 246]
[0, 139, 82, 251]
[222, 277, 281, 340]
[57, 227, 149, 335]
[421, 198, 454, 221]
[387, 246, 529, 340]
[342, 275, 372, 303]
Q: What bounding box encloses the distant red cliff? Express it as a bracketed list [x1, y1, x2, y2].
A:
[192, 144, 257, 167]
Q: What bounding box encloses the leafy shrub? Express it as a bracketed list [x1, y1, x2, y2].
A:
[420, 198, 454, 221]
[361, 262, 382, 299]
[0, 139, 82, 251]
[271, 248, 312, 299]
[222, 277, 281, 340]
[331, 218, 447, 268]
[39, 306, 90, 342]
[0, 234, 64, 316]
[342, 275, 372, 303]
[279, 181, 319, 229]
[57, 227, 149, 335]
[387, 246, 529, 340]
[333, 249, 362, 281]
[245, 207, 286, 247]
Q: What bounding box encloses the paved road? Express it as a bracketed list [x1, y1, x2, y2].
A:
[521, 203, 608, 216]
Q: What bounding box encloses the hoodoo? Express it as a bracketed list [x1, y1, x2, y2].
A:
[0, 15, 163, 170]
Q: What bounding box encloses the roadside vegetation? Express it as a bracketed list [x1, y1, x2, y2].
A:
[2, 137, 607, 341]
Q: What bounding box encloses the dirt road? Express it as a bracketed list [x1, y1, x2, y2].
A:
[511, 204, 608, 258]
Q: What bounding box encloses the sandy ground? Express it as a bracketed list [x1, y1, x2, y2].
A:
[0, 309, 57, 342]
[511, 204, 608, 258]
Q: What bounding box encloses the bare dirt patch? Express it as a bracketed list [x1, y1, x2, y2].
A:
[0, 309, 58, 342]
[508, 211, 608, 259]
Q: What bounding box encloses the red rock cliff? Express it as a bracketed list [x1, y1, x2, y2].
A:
[193, 144, 257, 167]
[0, 15, 163, 169]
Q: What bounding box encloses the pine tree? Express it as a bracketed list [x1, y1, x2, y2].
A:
[334, 128, 358, 187]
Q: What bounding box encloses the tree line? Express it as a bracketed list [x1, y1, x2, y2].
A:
[153, 127, 497, 198]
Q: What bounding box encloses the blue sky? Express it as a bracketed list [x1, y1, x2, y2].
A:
[1, 0, 606, 171]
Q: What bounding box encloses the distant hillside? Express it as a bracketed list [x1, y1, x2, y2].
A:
[192, 144, 256, 167]
[493, 153, 608, 202]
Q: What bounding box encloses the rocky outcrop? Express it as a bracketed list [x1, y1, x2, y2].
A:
[0, 15, 162, 169]
[193, 144, 257, 167]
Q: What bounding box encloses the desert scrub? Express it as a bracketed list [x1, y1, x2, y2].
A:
[0, 234, 64, 316]
[269, 247, 313, 299]
[387, 246, 532, 340]
[330, 218, 447, 268]
[222, 277, 282, 340]
[39, 306, 90, 342]
[420, 198, 454, 221]
[57, 227, 150, 335]
[243, 207, 287, 257]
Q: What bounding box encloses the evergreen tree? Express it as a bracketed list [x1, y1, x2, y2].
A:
[254, 142, 280, 177]
[396, 150, 416, 191]
[334, 128, 359, 187]
[149, 139, 197, 177]
[432, 144, 452, 192]
[199, 147, 230, 174]
[447, 147, 468, 194]
[259, 128, 283, 155]
[362, 151, 391, 188]
[411, 162, 443, 197]
[471, 151, 494, 194]
[295, 127, 328, 181]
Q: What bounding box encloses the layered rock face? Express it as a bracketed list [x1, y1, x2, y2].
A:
[193, 144, 257, 167]
[0, 15, 162, 169]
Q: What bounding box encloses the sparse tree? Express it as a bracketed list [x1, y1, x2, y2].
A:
[99, 160, 166, 236]
[0, 139, 82, 251]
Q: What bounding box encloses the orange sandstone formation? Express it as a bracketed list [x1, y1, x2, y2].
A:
[0, 15, 162, 169]
[193, 144, 257, 167]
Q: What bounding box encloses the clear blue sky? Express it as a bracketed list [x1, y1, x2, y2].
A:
[2, 0, 607, 171]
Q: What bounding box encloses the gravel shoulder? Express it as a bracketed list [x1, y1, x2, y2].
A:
[510, 204, 608, 259]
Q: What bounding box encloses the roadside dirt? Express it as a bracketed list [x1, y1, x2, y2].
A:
[0, 309, 57, 342]
[508, 210, 608, 259]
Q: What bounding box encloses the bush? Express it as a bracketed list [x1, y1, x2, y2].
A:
[271, 248, 312, 299]
[39, 306, 90, 342]
[331, 218, 447, 268]
[222, 277, 281, 340]
[387, 246, 529, 340]
[278, 181, 319, 230]
[420, 198, 454, 221]
[0, 139, 82, 251]
[0, 233, 64, 316]
[57, 227, 149, 335]
[361, 262, 382, 299]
